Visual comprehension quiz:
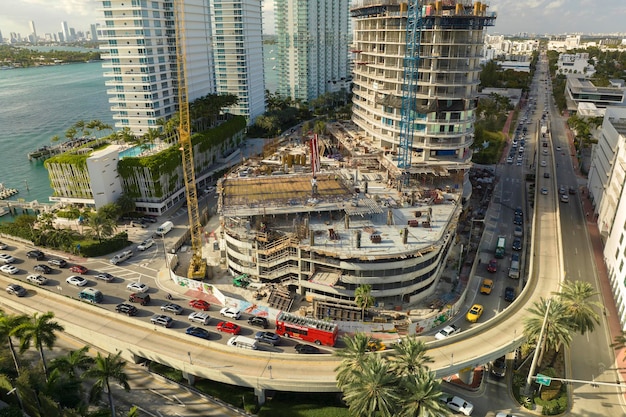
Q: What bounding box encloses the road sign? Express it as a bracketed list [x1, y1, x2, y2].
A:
[536, 373, 552, 386]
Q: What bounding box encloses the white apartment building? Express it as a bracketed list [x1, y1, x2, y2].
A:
[547, 34, 581, 52]
[591, 107, 626, 328]
[274, 0, 351, 103]
[210, 0, 266, 123]
[98, 0, 215, 135]
[556, 53, 595, 77]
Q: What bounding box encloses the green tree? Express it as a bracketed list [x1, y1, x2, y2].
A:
[15, 312, 64, 382]
[0, 311, 30, 374]
[390, 336, 432, 376]
[335, 332, 372, 390]
[49, 346, 94, 380]
[553, 280, 601, 335]
[354, 284, 375, 321]
[115, 194, 136, 216]
[523, 298, 574, 367]
[398, 368, 452, 417]
[97, 203, 121, 222]
[82, 352, 130, 417]
[85, 211, 116, 242]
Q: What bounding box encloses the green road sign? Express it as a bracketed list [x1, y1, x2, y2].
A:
[536, 373, 552, 386]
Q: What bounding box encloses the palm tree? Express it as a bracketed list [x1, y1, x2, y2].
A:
[611, 331, 626, 360]
[390, 336, 432, 376]
[523, 297, 574, 367]
[15, 312, 64, 381]
[341, 354, 401, 417]
[335, 333, 373, 389]
[398, 368, 452, 417]
[0, 311, 30, 374]
[116, 194, 136, 216]
[553, 280, 601, 335]
[82, 351, 130, 417]
[85, 211, 116, 242]
[49, 346, 94, 380]
[354, 284, 375, 321]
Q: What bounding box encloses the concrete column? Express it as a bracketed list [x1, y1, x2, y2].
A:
[458, 367, 474, 385]
[182, 371, 196, 386]
[255, 387, 266, 405]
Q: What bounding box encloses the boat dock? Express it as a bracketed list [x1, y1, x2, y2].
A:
[27, 137, 94, 161]
[0, 184, 18, 200]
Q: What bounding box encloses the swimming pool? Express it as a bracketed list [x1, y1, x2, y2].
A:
[119, 144, 156, 159]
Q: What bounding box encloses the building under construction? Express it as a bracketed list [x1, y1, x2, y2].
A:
[217, 0, 496, 314]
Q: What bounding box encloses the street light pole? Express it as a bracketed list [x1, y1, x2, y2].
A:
[525, 298, 552, 395]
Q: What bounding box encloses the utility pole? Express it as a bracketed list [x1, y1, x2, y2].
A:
[525, 298, 552, 395]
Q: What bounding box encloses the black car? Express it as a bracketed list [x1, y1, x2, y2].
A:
[48, 258, 67, 268]
[514, 207, 523, 217]
[185, 326, 211, 340]
[248, 316, 269, 329]
[34, 264, 53, 274]
[6, 284, 27, 297]
[295, 343, 320, 354]
[491, 356, 507, 377]
[512, 237, 522, 251]
[142, 216, 158, 223]
[513, 215, 523, 226]
[115, 303, 138, 316]
[26, 250, 45, 260]
[255, 331, 281, 346]
[504, 287, 516, 302]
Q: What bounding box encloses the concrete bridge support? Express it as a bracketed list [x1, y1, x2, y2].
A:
[182, 371, 196, 386]
[458, 367, 474, 385]
[255, 387, 266, 405]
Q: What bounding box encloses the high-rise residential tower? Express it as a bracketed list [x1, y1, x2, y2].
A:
[350, 0, 495, 186]
[61, 21, 70, 42]
[274, 0, 351, 103]
[29, 21, 37, 39]
[210, 0, 266, 123]
[97, 0, 215, 135]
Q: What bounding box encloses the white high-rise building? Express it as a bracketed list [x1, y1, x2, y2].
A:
[61, 21, 70, 42]
[210, 0, 266, 123]
[274, 0, 351, 103]
[97, 0, 215, 135]
[29, 21, 37, 40]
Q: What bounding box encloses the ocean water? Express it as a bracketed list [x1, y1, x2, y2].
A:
[0, 47, 278, 221]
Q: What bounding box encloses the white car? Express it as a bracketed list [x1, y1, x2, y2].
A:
[540, 160, 547, 167]
[434, 324, 460, 340]
[126, 282, 149, 293]
[0, 242, 7, 250]
[0, 253, 16, 264]
[66, 275, 88, 287]
[137, 238, 154, 251]
[441, 395, 474, 416]
[26, 274, 48, 285]
[110, 250, 133, 265]
[188, 311, 211, 325]
[220, 307, 241, 320]
[495, 413, 520, 417]
[0, 265, 19, 275]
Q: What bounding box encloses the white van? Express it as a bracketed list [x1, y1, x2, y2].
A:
[156, 221, 174, 236]
[227, 336, 258, 350]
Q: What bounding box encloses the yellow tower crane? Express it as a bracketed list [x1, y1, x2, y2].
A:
[173, 0, 206, 280]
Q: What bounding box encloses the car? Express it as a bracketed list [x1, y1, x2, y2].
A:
[110, 250, 133, 265]
[26, 250, 45, 260]
[66, 275, 88, 287]
[161, 303, 184, 315]
[496, 413, 520, 417]
[480, 278, 494, 295]
[48, 258, 67, 268]
[512, 237, 522, 251]
[128, 292, 151, 305]
[150, 314, 173, 328]
[115, 303, 138, 316]
[511, 252, 520, 262]
[441, 395, 474, 416]
[543, 172, 550, 178]
[559, 185, 566, 195]
[142, 216, 158, 223]
[434, 324, 460, 340]
[6, 284, 27, 297]
[504, 286, 517, 302]
[516, 159, 522, 166]
[129, 220, 147, 228]
[514, 226, 523, 237]
[69, 265, 88, 274]
[137, 238, 155, 251]
[216, 321, 241, 334]
[204, 186, 216, 194]
[486, 259, 497, 273]
[0, 265, 19, 275]
[569, 186, 576, 195]
[541, 187, 548, 195]
[188, 311, 211, 325]
[26, 274, 48, 285]
[255, 331, 281, 346]
[186, 326, 211, 340]
[556, 146, 561, 151]
[542, 149, 548, 155]
[516, 155, 523, 162]
[506, 156, 513, 164]
[540, 160, 547, 167]
[513, 215, 523, 226]
[94, 272, 115, 283]
[466, 304, 483, 323]
[0, 242, 7, 250]
[491, 356, 507, 377]
[248, 316, 269, 329]
[560, 194, 569, 203]
[34, 264, 53, 274]
[295, 343, 320, 354]
[188, 299, 211, 311]
[126, 282, 149, 293]
[220, 307, 241, 320]
[0, 253, 16, 264]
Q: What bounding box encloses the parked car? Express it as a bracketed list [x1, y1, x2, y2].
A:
[189, 299, 211, 311]
[137, 238, 155, 251]
[48, 258, 67, 268]
[150, 314, 173, 328]
[295, 343, 320, 354]
[491, 356, 507, 377]
[465, 304, 483, 323]
[216, 321, 241, 335]
[440, 395, 474, 416]
[115, 303, 138, 316]
[126, 282, 149, 293]
[185, 326, 211, 340]
[435, 324, 460, 340]
[512, 237, 522, 251]
[514, 226, 523, 237]
[69, 265, 88, 274]
[66, 275, 88, 287]
[34, 264, 53, 274]
[0, 242, 7, 250]
[110, 250, 133, 265]
[220, 307, 241, 320]
[504, 287, 517, 302]
[0, 253, 16, 264]
[0, 265, 19, 275]
[160, 303, 184, 315]
[188, 312, 211, 325]
[129, 220, 147, 228]
[254, 331, 281, 346]
[248, 316, 269, 329]
[26, 250, 45, 260]
[6, 284, 27, 297]
[513, 215, 523, 226]
[26, 274, 48, 285]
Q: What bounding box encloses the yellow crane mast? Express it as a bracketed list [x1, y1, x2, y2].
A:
[173, 0, 206, 280]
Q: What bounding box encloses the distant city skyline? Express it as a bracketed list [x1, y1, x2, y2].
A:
[2, 0, 626, 39]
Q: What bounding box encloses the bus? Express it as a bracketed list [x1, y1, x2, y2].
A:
[275, 312, 338, 347]
[495, 236, 506, 259]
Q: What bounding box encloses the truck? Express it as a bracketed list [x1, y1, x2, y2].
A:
[541, 125, 548, 137]
[509, 258, 520, 279]
[495, 236, 506, 259]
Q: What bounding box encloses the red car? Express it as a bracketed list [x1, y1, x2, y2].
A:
[217, 321, 241, 335]
[70, 265, 88, 274]
[188, 299, 211, 311]
[486, 259, 497, 273]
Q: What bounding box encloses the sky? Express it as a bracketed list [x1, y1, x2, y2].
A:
[1, 0, 625, 38]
